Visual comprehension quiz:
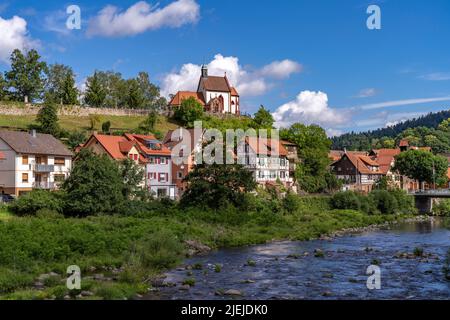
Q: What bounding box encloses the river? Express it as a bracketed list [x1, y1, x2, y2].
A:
[147, 218, 450, 300]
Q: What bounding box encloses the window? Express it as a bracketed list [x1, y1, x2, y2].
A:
[22, 173, 28, 183]
[280, 171, 286, 179]
[160, 157, 167, 164]
[54, 157, 65, 165]
[22, 155, 28, 165]
[159, 173, 168, 182]
[148, 172, 156, 180]
[157, 188, 167, 198]
[54, 174, 65, 184]
[134, 154, 138, 161]
[177, 171, 183, 179]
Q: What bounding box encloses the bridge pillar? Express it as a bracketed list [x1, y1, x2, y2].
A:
[414, 196, 433, 214]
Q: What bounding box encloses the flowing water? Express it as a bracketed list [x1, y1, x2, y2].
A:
[147, 218, 450, 300]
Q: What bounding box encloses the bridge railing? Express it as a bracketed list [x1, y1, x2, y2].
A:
[408, 189, 450, 196]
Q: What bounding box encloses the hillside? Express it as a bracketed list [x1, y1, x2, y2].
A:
[331, 109, 450, 150]
[0, 102, 179, 137]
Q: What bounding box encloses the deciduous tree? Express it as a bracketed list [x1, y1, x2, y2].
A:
[63, 149, 125, 216]
[393, 150, 448, 187]
[5, 49, 47, 102]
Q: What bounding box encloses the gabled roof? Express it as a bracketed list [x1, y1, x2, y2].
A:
[0, 130, 72, 157]
[88, 134, 132, 160]
[200, 75, 232, 92]
[163, 128, 204, 154]
[339, 151, 381, 175]
[246, 137, 288, 157]
[230, 87, 239, 96]
[124, 133, 171, 156]
[329, 150, 345, 162]
[169, 91, 205, 106]
[370, 148, 401, 174]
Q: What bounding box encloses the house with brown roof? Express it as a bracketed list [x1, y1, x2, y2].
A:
[81, 133, 177, 199]
[330, 151, 383, 193]
[168, 65, 240, 115]
[0, 130, 73, 197]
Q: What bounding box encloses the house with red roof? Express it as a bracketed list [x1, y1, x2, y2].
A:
[81, 133, 177, 199]
[168, 65, 240, 115]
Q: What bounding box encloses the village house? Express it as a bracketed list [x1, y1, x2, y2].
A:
[330, 151, 383, 193]
[163, 128, 205, 195]
[242, 137, 293, 189]
[0, 130, 72, 197]
[168, 65, 240, 115]
[330, 139, 433, 193]
[81, 133, 177, 199]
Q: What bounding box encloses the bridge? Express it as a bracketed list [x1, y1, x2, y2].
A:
[409, 190, 450, 214]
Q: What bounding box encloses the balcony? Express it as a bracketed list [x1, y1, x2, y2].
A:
[33, 181, 55, 189]
[32, 164, 55, 172]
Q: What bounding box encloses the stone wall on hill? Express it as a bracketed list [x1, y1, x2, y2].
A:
[0, 104, 151, 117]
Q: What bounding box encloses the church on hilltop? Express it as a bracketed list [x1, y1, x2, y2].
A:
[168, 65, 240, 115]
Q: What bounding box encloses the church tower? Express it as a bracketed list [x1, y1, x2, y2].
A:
[201, 65, 208, 78]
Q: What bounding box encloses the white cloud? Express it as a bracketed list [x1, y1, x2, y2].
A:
[356, 96, 450, 110]
[0, 15, 38, 63]
[160, 54, 302, 97]
[87, 0, 200, 37]
[419, 72, 450, 81]
[355, 88, 377, 98]
[259, 60, 302, 79]
[272, 91, 348, 129]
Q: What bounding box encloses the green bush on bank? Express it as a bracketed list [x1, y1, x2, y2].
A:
[9, 190, 64, 216]
[330, 190, 416, 215]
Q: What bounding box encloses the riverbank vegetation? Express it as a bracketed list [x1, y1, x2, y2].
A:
[0, 196, 409, 300]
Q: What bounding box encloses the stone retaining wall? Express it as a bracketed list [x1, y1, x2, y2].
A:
[0, 104, 151, 117]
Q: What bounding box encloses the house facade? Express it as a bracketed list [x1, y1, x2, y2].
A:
[124, 134, 176, 199]
[168, 65, 240, 115]
[0, 130, 72, 197]
[81, 133, 177, 199]
[163, 128, 204, 195]
[330, 151, 383, 193]
[242, 137, 293, 188]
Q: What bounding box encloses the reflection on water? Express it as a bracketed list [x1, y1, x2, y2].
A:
[147, 218, 450, 300]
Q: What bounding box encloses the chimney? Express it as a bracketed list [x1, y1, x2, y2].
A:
[30, 129, 36, 138]
[201, 65, 208, 78]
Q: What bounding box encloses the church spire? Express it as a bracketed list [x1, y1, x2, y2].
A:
[201, 64, 208, 78]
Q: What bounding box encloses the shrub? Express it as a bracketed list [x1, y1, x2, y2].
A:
[369, 190, 398, 215]
[36, 209, 64, 219]
[282, 192, 300, 214]
[129, 230, 183, 270]
[9, 190, 64, 216]
[330, 191, 361, 211]
[433, 199, 450, 216]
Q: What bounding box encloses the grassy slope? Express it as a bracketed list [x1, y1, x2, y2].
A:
[0, 114, 178, 134]
[0, 197, 411, 300]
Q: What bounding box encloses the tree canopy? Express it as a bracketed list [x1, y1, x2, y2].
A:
[62, 150, 125, 216]
[393, 150, 448, 186]
[5, 49, 47, 102]
[253, 105, 274, 129]
[173, 97, 204, 127]
[181, 163, 256, 209]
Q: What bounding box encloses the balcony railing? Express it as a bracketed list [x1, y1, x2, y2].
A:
[33, 181, 55, 189]
[32, 164, 55, 172]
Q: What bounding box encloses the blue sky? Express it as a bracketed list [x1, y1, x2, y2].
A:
[1, 0, 450, 135]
